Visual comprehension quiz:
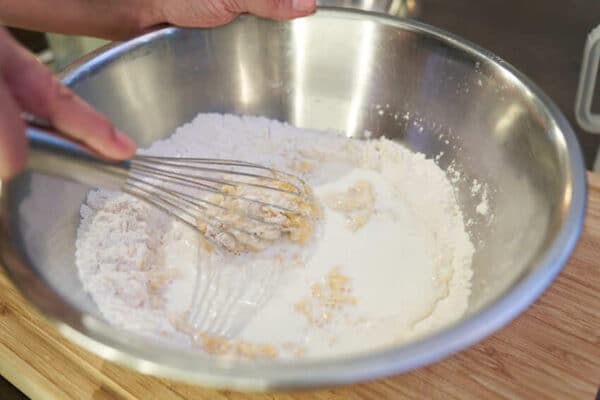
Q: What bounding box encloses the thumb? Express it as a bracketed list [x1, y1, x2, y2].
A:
[237, 0, 316, 20]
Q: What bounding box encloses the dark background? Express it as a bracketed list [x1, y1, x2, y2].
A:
[2, 0, 600, 398]
[420, 0, 600, 169]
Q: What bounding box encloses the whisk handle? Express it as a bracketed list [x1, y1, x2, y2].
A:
[25, 114, 130, 191]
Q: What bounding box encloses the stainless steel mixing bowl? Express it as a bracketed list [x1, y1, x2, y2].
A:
[0, 9, 586, 390]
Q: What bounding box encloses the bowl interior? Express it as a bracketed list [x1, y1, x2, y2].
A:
[0, 10, 583, 387]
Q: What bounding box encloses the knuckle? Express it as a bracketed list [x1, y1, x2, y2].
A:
[221, 0, 244, 13]
[53, 78, 76, 101]
[34, 73, 70, 117]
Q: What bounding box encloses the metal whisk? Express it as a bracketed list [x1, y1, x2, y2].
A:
[24, 114, 317, 252]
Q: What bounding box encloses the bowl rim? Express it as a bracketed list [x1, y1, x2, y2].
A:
[0, 8, 587, 390]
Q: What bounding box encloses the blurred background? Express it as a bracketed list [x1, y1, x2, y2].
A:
[6, 0, 600, 169]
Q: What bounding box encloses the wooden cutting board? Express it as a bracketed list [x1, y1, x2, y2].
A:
[1, 175, 599, 400]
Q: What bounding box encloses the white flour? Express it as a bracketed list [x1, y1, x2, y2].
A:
[75, 113, 474, 359]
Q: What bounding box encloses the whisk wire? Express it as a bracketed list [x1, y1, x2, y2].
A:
[133, 156, 308, 197]
[125, 170, 301, 252]
[24, 115, 317, 253]
[130, 163, 303, 216]
[126, 156, 317, 252]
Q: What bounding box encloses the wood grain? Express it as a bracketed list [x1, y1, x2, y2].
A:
[1, 176, 599, 400]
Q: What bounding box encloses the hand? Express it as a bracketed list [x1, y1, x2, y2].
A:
[0, 0, 316, 180]
[154, 0, 316, 29]
[0, 28, 136, 179]
[0, 0, 317, 40]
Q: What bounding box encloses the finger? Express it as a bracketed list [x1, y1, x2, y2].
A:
[159, 0, 317, 28]
[0, 29, 136, 160]
[0, 75, 27, 180]
[234, 0, 316, 20]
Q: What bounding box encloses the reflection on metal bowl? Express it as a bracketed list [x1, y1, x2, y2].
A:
[317, 0, 420, 18]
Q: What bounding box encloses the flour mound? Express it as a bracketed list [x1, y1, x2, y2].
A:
[75, 113, 474, 359]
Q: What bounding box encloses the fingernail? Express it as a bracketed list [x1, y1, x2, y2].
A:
[114, 130, 136, 155]
[293, 0, 315, 12]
